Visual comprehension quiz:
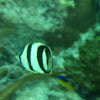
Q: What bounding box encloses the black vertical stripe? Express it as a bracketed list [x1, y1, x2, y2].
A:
[45, 47, 51, 65]
[27, 44, 34, 71]
[37, 46, 51, 73]
[19, 53, 22, 61]
[45, 47, 53, 71]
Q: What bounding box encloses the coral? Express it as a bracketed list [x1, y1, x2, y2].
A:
[43, 0, 96, 50]
[0, 71, 65, 100]
[0, 0, 70, 54]
[0, 46, 15, 66]
[0, 67, 8, 84]
[64, 37, 100, 91]
[58, 0, 75, 8]
[0, 0, 67, 32]
[0, 0, 99, 100]
[0, 13, 17, 41]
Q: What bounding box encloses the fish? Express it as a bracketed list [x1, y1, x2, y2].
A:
[18, 43, 53, 74]
[56, 75, 73, 91]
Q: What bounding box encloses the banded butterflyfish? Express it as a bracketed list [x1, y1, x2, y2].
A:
[18, 43, 53, 74]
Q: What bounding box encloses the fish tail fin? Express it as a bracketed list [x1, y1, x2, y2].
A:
[15, 55, 20, 61]
[65, 82, 73, 91]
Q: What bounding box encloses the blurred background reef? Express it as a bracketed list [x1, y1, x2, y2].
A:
[0, 0, 100, 100]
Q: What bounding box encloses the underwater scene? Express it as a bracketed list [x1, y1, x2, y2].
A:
[0, 0, 100, 100]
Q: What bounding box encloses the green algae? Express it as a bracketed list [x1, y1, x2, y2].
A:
[43, 0, 96, 50]
[64, 38, 100, 91]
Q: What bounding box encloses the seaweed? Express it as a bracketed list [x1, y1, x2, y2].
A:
[0, 71, 65, 100]
[64, 38, 100, 91]
[43, 0, 96, 50]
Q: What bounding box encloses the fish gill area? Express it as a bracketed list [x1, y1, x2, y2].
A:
[0, 0, 100, 100]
